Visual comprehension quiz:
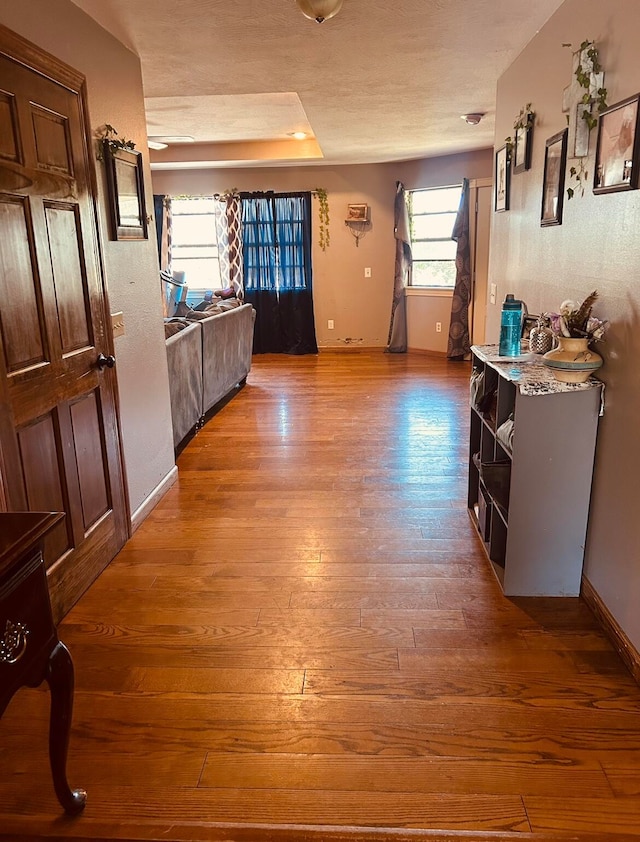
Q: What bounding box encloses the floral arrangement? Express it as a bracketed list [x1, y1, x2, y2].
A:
[545, 290, 608, 342]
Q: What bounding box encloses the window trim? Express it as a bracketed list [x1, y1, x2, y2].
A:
[405, 286, 453, 298]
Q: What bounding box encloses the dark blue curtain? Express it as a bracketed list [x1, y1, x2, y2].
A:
[153, 194, 165, 267]
[241, 192, 317, 354]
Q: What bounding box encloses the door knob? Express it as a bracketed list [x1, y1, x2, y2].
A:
[96, 353, 116, 369]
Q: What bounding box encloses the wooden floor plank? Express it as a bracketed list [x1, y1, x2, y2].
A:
[3, 747, 205, 788]
[524, 796, 640, 835]
[65, 642, 400, 671]
[59, 622, 416, 649]
[198, 753, 612, 798]
[2, 351, 639, 840]
[398, 648, 581, 674]
[0, 785, 531, 832]
[72, 665, 306, 695]
[303, 669, 640, 710]
[360, 610, 466, 629]
[7, 689, 640, 733]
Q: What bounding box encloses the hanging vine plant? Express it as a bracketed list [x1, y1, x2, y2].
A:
[94, 124, 136, 161]
[567, 159, 590, 200]
[563, 40, 608, 199]
[569, 40, 608, 131]
[312, 187, 330, 251]
[504, 103, 534, 155]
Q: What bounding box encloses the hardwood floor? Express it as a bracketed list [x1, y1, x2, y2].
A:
[1, 350, 640, 841]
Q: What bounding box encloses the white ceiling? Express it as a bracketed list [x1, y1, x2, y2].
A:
[70, 0, 565, 169]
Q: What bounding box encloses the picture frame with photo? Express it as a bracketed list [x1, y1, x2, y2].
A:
[494, 145, 510, 212]
[513, 116, 533, 174]
[103, 142, 148, 240]
[346, 203, 369, 222]
[540, 128, 568, 227]
[593, 93, 640, 194]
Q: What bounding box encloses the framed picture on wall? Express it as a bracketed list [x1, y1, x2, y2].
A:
[346, 203, 369, 221]
[540, 128, 568, 227]
[593, 93, 640, 194]
[513, 116, 533, 174]
[103, 142, 148, 240]
[494, 145, 510, 212]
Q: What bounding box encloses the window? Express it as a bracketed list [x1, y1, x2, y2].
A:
[241, 192, 317, 354]
[407, 185, 460, 288]
[242, 193, 312, 292]
[170, 197, 221, 300]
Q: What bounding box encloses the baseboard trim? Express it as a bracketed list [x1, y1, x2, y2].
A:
[130, 465, 178, 534]
[582, 574, 640, 684]
[317, 345, 385, 351]
[1, 820, 635, 842]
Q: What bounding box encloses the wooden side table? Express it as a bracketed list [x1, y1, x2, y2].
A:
[0, 512, 86, 814]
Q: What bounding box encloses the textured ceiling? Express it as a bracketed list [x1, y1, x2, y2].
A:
[70, 0, 565, 169]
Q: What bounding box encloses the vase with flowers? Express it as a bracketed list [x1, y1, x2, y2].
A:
[542, 290, 608, 383]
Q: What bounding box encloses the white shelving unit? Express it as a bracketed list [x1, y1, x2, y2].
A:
[468, 345, 603, 596]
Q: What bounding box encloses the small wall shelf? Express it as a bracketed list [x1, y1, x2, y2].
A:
[345, 204, 371, 246]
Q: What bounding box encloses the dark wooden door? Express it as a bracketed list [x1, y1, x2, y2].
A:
[0, 26, 128, 621]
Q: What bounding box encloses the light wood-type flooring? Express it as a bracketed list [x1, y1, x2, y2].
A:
[1, 351, 640, 842]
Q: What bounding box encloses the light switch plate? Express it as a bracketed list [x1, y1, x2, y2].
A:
[111, 311, 125, 338]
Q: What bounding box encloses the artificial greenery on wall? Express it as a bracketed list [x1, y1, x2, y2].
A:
[94, 124, 136, 160]
[563, 40, 608, 199]
[313, 188, 330, 251]
[504, 103, 535, 155]
[567, 40, 608, 131]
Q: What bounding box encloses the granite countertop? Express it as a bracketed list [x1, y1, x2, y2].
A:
[471, 344, 604, 401]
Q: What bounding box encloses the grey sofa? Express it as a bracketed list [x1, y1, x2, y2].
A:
[165, 303, 255, 448]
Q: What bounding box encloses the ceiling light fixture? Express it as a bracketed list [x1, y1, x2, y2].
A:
[288, 131, 308, 140]
[296, 0, 343, 23]
[148, 135, 195, 144]
[461, 113, 485, 126]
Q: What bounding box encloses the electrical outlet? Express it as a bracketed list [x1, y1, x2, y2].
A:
[435, 321, 442, 333]
[364, 267, 372, 278]
[328, 319, 335, 330]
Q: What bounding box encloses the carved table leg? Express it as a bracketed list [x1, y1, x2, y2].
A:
[45, 640, 87, 814]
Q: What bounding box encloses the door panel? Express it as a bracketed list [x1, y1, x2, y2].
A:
[45, 202, 92, 352]
[17, 411, 72, 563]
[0, 92, 20, 161]
[70, 390, 110, 531]
[0, 196, 47, 371]
[31, 105, 73, 175]
[0, 26, 128, 620]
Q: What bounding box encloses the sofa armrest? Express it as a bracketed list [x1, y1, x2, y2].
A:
[165, 321, 203, 447]
[201, 304, 255, 414]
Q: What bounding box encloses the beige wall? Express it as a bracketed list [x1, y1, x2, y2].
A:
[0, 0, 176, 518]
[152, 149, 493, 351]
[491, 0, 640, 651]
[153, 165, 395, 348]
